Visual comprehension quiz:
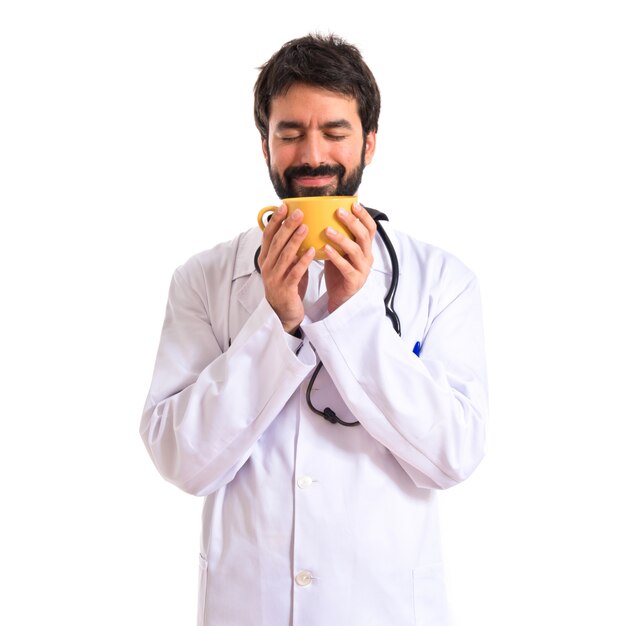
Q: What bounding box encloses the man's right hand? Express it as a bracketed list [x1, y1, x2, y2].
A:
[257, 205, 315, 335]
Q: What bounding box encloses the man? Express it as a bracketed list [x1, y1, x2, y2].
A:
[141, 33, 488, 626]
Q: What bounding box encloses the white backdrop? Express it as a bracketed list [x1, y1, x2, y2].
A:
[1, 1, 625, 624]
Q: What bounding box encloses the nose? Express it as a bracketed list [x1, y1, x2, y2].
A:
[296, 134, 326, 167]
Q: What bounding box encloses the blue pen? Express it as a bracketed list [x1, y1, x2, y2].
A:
[413, 341, 421, 357]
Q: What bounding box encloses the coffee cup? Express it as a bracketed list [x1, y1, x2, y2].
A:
[257, 196, 357, 260]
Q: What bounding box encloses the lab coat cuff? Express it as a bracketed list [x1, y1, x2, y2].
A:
[284, 329, 304, 354]
[255, 299, 316, 367]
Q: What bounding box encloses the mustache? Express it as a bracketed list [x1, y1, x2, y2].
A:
[284, 163, 346, 180]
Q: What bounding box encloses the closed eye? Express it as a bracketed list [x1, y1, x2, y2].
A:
[278, 135, 302, 143]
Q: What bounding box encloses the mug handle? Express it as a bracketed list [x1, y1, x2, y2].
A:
[257, 206, 278, 230]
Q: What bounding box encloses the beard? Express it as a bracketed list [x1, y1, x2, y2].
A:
[267, 142, 366, 199]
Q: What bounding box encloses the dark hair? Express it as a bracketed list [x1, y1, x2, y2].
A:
[253, 33, 381, 139]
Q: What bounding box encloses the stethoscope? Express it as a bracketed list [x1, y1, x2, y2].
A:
[254, 207, 401, 427]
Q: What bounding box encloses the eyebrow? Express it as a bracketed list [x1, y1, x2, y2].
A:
[275, 119, 354, 132]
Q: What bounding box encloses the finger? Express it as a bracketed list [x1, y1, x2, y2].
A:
[335, 206, 375, 252]
[262, 222, 310, 285]
[325, 221, 373, 270]
[258, 204, 287, 265]
[325, 226, 359, 258]
[261, 208, 305, 269]
[322, 242, 356, 275]
[286, 246, 315, 288]
[269, 209, 305, 258]
[270, 244, 314, 308]
[352, 203, 378, 239]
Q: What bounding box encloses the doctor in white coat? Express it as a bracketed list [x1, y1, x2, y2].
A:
[141, 33, 488, 626]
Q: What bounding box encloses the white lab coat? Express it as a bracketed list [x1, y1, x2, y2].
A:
[141, 223, 488, 626]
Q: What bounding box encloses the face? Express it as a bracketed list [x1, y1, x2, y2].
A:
[262, 83, 376, 198]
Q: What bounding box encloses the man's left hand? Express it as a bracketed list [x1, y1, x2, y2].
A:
[323, 203, 377, 313]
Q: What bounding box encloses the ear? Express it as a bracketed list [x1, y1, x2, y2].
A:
[363, 131, 376, 165]
[262, 138, 269, 164]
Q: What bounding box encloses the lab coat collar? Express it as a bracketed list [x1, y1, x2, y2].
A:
[233, 228, 262, 280]
[370, 224, 397, 277]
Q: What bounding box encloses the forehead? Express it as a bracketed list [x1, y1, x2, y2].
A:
[268, 83, 361, 128]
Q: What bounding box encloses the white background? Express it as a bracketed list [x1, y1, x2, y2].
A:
[1, 1, 624, 624]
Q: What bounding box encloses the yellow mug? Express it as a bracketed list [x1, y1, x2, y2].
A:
[257, 196, 357, 260]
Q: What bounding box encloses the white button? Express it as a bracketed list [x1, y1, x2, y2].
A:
[295, 570, 313, 587]
[297, 475, 313, 489]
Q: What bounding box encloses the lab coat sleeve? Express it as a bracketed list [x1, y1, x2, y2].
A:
[302, 264, 488, 490]
[140, 260, 315, 496]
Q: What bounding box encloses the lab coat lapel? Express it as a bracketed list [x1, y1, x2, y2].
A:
[230, 229, 265, 337]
